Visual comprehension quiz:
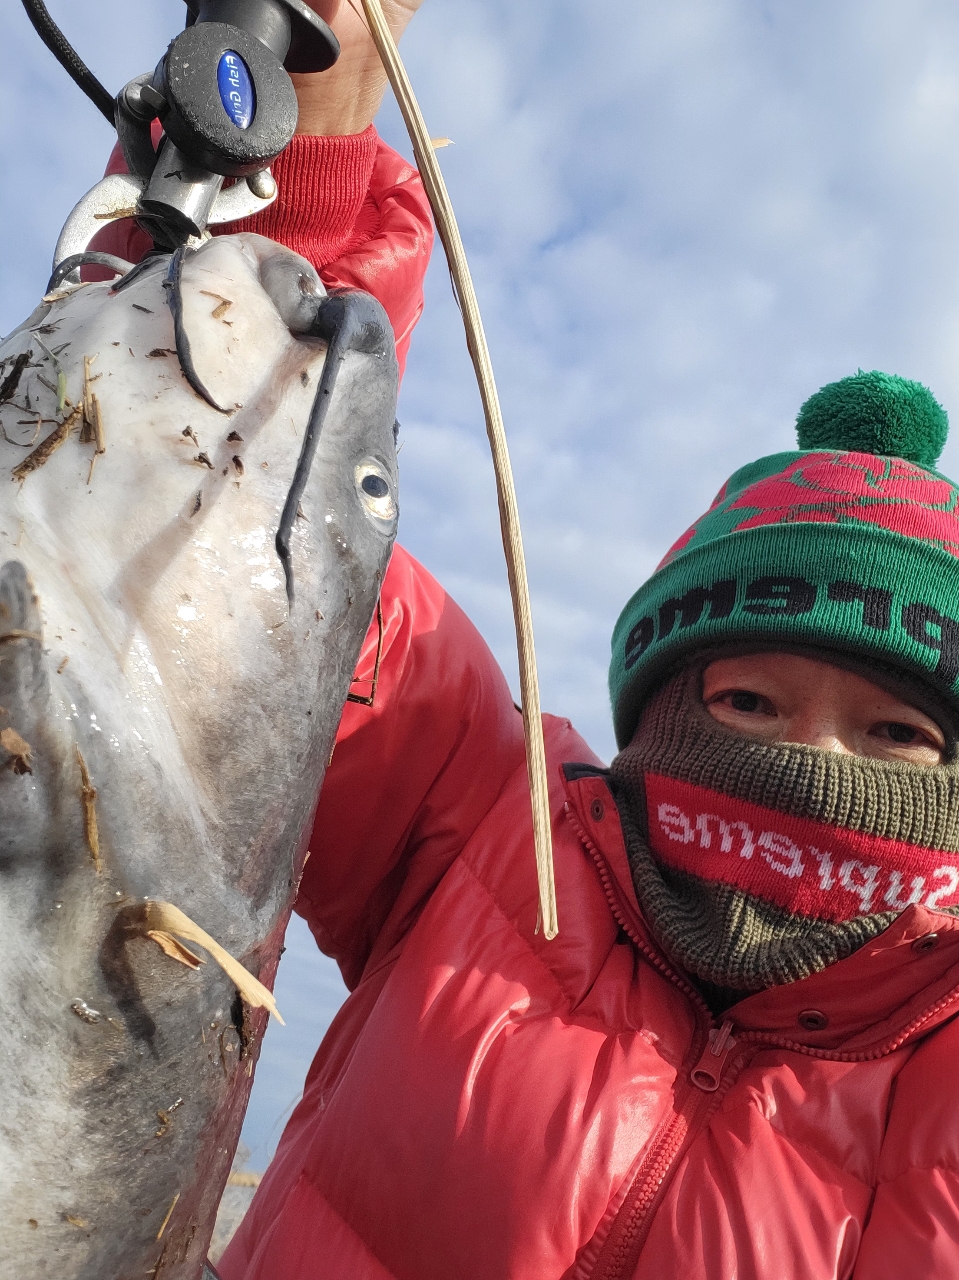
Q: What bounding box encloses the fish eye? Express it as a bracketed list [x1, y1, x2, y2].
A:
[355, 462, 397, 525]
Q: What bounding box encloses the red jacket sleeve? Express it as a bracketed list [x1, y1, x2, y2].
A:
[295, 545, 527, 991]
[88, 124, 433, 379]
[315, 140, 433, 380]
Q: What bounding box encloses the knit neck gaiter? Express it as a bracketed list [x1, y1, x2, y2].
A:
[609, 664, 959, 1008]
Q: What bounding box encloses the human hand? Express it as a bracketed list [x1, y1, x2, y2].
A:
[294, 0, 426, 135]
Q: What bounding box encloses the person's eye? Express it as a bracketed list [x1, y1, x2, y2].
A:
[875, 721, 941, 750]
[885, 722, 919, 744]
[704, 688, 777, 717]
[730, 691, 761, 713]
[870, 719, 944, 763]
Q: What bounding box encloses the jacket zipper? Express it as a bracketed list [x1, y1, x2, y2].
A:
[586, 990, 959, 1280]
[689, 1018, 739, 1091]
[587, 1042, 749, 1280]
[566, 804, 743, 1278]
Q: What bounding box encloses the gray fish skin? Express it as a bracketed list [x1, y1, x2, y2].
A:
[0, 233, 398, 1278]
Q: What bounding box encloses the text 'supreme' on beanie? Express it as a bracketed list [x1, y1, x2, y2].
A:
[609, 371, 958, 748]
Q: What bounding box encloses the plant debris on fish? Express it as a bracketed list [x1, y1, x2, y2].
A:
[0, 726, 33, 774]
[0, 354, 31, 406]
[11, 407, 81, 482]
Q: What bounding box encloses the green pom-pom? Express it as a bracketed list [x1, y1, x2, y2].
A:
[796, 370, 948, 469]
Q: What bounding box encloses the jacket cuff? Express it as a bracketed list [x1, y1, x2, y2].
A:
[218, 125, 379, 268]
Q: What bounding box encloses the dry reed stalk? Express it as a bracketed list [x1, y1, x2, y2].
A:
[360, 0, 558, 938]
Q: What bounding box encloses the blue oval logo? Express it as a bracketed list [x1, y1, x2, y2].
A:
[217, 51, 255, 129]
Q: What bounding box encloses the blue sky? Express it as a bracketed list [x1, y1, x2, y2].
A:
[6, 0, 959, 1164]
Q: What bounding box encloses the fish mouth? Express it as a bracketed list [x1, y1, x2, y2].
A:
[275, 289, 397, 604]
[160, 238, 397, 603]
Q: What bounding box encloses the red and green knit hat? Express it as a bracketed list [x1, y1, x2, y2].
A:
[610, 370, 958, 748]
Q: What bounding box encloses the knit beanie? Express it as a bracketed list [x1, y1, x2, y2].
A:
[609, 370, 956, 749]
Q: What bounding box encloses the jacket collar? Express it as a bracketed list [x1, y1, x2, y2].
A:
[563, 763, 959, 1051]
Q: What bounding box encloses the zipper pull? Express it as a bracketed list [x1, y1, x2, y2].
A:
[690, 1019, 738, 1092]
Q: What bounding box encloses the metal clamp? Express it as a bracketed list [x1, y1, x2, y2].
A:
[51, 170, 278, 283]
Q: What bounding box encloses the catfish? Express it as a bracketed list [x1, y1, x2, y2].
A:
[0, 233, 398, 1278]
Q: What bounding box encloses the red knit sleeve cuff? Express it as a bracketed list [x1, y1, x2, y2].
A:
[213, 125, 379, 269]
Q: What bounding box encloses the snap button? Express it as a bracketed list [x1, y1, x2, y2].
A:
[590, 798, 605, 822]
[912, 933, 940, 955]
[798, 1009, 829, 1031]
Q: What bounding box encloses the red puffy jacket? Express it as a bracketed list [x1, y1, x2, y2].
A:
[220, 546, 959, 1280]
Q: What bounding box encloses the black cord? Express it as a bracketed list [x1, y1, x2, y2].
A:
[20, 0, 116, 125]
[46, 253, 134, 294]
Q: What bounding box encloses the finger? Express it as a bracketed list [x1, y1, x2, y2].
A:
[302, 0, 342, 25]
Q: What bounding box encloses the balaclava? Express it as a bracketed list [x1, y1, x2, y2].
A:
[607, 371, 959, 1009]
